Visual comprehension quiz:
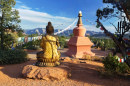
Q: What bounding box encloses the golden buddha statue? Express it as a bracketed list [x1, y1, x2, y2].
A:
[36, 22, 60, 67]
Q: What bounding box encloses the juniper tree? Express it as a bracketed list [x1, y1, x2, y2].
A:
[96, 0, 130, 66]
[0, 0, 21, 50]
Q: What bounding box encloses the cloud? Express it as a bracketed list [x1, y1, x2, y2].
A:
[35, 8, 39, 10]
[18, 8, 72, 23]
[20, 16, 49, 23]
[64, 23, 116, 33]
[84, 25, 116, 33]
[39, 25, 46, 28]
[15, 5, 73, 29]
[15, 4, 117, 33]
[19, 6, 31, 10]
[104, 26, 116, 32]
[16, 0, 22, 3]
[84, 25, 100, 31]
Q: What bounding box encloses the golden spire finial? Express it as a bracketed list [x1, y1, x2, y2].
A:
[77, 11, 83, 26]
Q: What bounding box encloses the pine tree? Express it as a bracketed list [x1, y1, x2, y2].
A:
[0, 0, 21, 50]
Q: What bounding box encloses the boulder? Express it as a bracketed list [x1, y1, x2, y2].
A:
[22, 64, 71, 81]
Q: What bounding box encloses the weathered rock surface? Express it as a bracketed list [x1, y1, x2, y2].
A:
[22, 65, 71, 81]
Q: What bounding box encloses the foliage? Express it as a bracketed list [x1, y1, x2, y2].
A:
[25, 45, 40, 50]
[82, 54, 91, 60]
[0, 49, 28, 65]
[96, 0, 130, 67]
[17, 28, 25, 37]
[103, 0, 130, 11]
[82, 54, 102, 61]
[69, 33, 74, 37]
[97, 40, 104, 48]
[101, 53, 130, 76]
[28, 34, 38, 37]
[58, 35, 68, 48]
[15, 45, 23, 50]
[22, 40, 41, 50]
[1, 32, 18, 49]
[0, 0, 21, 50]
[91, 56, 102, 61]
[90, 36, 116, 50]
[16, 35, 68, 50]
[98, 0, 130, 20]
[86, 35, 90, 39]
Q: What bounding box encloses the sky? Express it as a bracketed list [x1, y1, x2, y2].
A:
[14, 0, 119, 33]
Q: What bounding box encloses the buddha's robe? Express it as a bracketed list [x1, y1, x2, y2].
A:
[40, 35, 60, 59]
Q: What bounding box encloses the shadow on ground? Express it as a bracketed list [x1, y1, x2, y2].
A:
[0, 59, 130, 86]
[61, 61, 130, 86]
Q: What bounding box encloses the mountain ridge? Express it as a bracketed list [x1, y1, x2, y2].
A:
[24, 28, 104, 36]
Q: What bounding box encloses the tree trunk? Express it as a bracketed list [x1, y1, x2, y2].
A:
[0, 12, 4, 50]
[0, 30, 4, 50]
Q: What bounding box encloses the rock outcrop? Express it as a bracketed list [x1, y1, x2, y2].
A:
[22, 65, 71, 81]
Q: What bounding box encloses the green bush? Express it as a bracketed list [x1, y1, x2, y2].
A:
[26, 45, 39, 50]
[15, 46, 23, 49]
[64, 42, 68, 48]
[0, 49, 29, 65]
[101, 53, 130, 76]
[58, 35, 70, 48]
[91, 56, 102, 61]
[59, 41, 65, 48]
[82, 54, 91, 60]
[22, 40, 41, 50]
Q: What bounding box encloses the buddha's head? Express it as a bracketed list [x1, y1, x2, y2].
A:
[46, 22, 54, 35]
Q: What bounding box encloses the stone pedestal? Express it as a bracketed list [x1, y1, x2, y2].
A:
[22, 65, 71, 81]
[65, 11, 95, 58]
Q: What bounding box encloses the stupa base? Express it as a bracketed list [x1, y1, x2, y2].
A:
[65, 50, 95, 59]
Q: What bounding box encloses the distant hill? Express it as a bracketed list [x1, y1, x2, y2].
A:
[91, 34, 110, 38]
[91, 33, 130, 39]
[24, 28, 130, 39]
[24, 28, 104, 36]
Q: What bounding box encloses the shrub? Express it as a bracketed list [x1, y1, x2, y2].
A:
[82, 54, 91, 60]
[64, 43, 68, 48]
[21, 40, 41, 50]
[91, 56, 102, 61]
[101, 53, 130, 77]
[15, 46, 23, 49]
[2, 32, 18, 50]
[0, 49, 29, 65]
[82, 55, 102, 61]
[26, 45, 39, 50]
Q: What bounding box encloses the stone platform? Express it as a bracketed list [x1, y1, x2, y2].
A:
[22, 64, 71, 81]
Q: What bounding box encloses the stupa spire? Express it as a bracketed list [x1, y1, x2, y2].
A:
[66, 11, 95, 58]
[77, 11, 83, 26]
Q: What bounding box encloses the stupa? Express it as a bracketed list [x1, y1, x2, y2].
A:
[65, 11, 95, 58]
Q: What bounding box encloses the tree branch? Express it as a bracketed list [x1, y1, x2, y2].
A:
[96, 19, 127, 57]
[110, 22, 120, 33]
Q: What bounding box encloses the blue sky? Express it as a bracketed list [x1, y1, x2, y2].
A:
[15, 0, 119, 33]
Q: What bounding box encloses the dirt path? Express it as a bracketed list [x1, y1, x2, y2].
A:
[0, 48, 129, 86]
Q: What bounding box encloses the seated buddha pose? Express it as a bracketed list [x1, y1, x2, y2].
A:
[36, 22, 60, 67]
